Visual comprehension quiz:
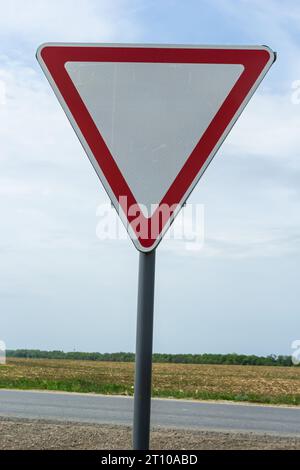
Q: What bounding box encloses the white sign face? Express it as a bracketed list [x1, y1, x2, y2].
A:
[65, 61, 244, 216]
[37, 44, 275, 252]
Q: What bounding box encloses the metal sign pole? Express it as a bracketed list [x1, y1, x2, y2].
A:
[133, 249, 156, 450]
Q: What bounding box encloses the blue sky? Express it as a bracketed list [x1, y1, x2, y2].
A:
[0, 0, 300, 355]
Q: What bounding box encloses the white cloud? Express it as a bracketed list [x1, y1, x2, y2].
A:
[210, 0, 300, 80]
[0, 0, 141, 44]
[223, 92, 300, 162]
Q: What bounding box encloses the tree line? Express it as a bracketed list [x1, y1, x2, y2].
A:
[6, 349, 296, 366]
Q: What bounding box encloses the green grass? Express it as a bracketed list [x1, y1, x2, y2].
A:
[2, 358, 300, 406]
[153, 388, 300, 406]
[0, 377, 128, 395]
[1, 376, 300, 405]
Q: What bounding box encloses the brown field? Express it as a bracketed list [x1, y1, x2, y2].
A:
[1, 358, 300, 405]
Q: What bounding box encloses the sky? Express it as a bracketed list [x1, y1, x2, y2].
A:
[0, 0, 300, 356]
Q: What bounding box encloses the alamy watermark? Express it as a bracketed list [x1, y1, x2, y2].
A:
[291, 340, 300, 365]
[96, 198, 204, 250]
[0, 80, 6, 106]
[0, 341, 6, 365]
[291, 80, 300, 104]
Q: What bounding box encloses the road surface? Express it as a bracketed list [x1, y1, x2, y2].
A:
[0, 389, 299, 435]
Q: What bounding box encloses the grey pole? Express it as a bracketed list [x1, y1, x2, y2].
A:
[133, 249, 156, 450]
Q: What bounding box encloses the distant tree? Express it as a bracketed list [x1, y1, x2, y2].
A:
[5, 349, 299, 366]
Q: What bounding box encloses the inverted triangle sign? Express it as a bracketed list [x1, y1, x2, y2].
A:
[37, 44, 275, 252]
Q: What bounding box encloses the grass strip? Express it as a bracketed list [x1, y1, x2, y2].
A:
[0, 378, 299, 405]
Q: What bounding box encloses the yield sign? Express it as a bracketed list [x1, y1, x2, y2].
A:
[37, 44, 275, 252]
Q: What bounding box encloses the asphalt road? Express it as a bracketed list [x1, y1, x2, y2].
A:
[0, 389, 300, 435]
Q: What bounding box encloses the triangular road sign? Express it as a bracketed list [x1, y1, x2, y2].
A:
[37, 44, 275, 252]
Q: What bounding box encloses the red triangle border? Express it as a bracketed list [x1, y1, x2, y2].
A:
[38, 45, 274, 251]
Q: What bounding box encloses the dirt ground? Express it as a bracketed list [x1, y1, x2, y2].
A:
[0, 417, 300, 450]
